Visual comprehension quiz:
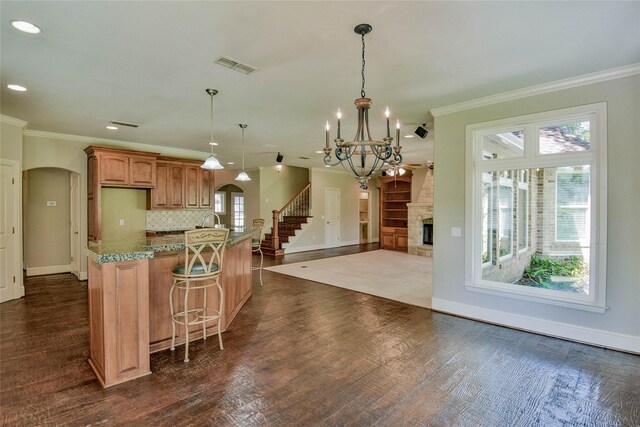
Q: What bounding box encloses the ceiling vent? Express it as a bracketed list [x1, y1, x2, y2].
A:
[214, 56, 258, 74]
[111, 120, 139, 128]
[298, 156, 311, 160]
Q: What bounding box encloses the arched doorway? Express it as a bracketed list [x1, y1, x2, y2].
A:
[215, 184, 244, 228]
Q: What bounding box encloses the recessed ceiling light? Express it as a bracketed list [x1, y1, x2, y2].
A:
[227, 162, 235, 165]
[7, 84, 27, 92]
[315, 150, 323, 154]
[11, 20, 41, 34]
[404, 135, 415, 138]
[106, 126, 118, 130]
[209, 142, 218, 146]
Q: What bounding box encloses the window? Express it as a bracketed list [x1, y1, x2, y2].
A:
[214, 191, 225, 214]
[466, 103, 607, 312]
[232, 193, 244, 228]
[556, 167, 590, 242]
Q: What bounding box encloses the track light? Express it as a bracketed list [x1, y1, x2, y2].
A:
[276, 152, 284, 163]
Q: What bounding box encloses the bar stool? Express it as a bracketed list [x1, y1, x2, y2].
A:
[169, 228, 229, 362]
[251, 219, 265, 287]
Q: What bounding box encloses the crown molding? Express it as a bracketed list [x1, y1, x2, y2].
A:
[24, 129, 98, 142]
[0, 115, 28, 127]
[431, 63, 640, 118]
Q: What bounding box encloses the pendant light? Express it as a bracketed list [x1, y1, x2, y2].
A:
[201, 88, 224, 170]
[321, 24, 402, 189]
[235, 124, 251, 181]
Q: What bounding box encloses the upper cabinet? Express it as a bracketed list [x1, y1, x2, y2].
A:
[149, 159, 215, 210]
[86, 146, 159, 188]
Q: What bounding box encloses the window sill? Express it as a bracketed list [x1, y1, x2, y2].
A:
[465, 282, 608, 314]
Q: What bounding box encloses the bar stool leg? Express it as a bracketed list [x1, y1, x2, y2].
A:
[202, 286, 208, 340]
[259, 248, 264, 287]
[183, 283, 190, 363]
[169, 278, 177, 351]
[216, 280, 224, 350]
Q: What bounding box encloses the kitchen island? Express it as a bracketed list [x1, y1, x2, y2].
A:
[86, 228, 253, 388]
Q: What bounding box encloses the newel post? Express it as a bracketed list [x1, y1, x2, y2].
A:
[271, 210, 280, 250]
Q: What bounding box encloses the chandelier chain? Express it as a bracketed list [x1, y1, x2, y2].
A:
[361, 33, 366, 98]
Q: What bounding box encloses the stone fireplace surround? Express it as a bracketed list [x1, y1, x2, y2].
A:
[408, 203, 433, 257]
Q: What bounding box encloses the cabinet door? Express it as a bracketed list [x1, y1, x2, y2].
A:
[130, 157, 156, 188]
[199, 169, 214, 208]
[168, 164, 184, 208]
[100, 154, 129, 186]
[395, 233, 408, 251]
[184, 165, 200, 208]
[151, 162, 170, 209]
[381, 232, 396, 249]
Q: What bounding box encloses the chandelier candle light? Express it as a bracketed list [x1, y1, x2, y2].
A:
[322, 23, 402, 189]
[201, 88, 224, 170]
[235, 124, 251, 181]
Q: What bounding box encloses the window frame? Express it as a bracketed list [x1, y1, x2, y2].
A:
[231, 192, 244, 228]
[214, 191, 226, 214]
[465, 103, 607, 313]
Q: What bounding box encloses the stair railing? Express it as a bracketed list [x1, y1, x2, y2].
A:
[270, 182, 311, 251]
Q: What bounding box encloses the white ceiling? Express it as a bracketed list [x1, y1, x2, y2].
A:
[2, 1, 639, 169]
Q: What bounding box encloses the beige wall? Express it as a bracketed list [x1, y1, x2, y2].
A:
[259, 165, 309, 225]
[25, 168, 71, 271]
[101, 188, 147, 241]
[433, 74, 640, 341]
[289, 168, 378, 251]
[1, 118, 24, 162]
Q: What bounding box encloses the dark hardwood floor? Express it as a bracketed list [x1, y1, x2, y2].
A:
[1, 244, 639, 426]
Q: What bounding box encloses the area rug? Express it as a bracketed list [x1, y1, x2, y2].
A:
[265, 250, 432, 308]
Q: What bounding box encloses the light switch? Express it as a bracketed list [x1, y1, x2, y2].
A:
[46, 200, 56, 207]
[451, 227, 462, 237]
[119, 219, 125, 225]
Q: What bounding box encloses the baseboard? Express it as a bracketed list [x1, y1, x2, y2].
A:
[431, 298, 640, 354]
[26, 264, 71, 277]
[77, 271, 88, 281]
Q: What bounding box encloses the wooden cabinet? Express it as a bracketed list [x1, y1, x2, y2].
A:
[88, 258, 151, 387]
[151, 161, 183, 209]
[200, 169, 214, 209]
[150, 160, 215, 210]
[85, 146, 160, 241]
[129, 156, 156, 187]
[379, 173, 412, 252]
[89, 147, 157, 188]
[184, 164, 200, 208]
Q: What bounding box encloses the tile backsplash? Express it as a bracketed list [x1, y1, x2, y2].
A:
[146, 209, 214, 231]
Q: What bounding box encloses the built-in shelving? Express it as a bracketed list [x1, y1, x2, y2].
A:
[379, 173, 412, 251]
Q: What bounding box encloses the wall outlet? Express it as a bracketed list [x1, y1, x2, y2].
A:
[119, 219, 125, 226]
[451, 227, 462, 237]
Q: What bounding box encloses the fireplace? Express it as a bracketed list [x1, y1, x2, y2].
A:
[423, 219, 433, 245]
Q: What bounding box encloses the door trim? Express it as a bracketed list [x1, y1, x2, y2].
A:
[70, 172, 81, 279]
[324, 187, 340, 249]
[1, 158, 24, 300]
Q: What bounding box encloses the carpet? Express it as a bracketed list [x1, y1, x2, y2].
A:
[265, 250, 432, 308]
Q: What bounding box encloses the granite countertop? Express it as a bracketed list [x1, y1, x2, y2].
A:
[87, 227, 253, 264]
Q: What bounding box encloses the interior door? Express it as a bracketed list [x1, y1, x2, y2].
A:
[70, 173, 81, 279]
[1, 161, 19, 302]
[324, 187, 340, 248]
[231, 192, 245, 228]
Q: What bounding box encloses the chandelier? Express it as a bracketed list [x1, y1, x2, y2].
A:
[201, 88, 224, 170]
[322, 23, 402, 189]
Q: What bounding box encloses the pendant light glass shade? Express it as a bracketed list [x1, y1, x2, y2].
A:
[235, 171, 251, 181]
[201, 88, 224, 170]
[202, 154, 224, 170]
[235, 123, 251, 181]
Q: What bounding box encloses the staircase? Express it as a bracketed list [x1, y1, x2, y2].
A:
[261, 183, 311, 257]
